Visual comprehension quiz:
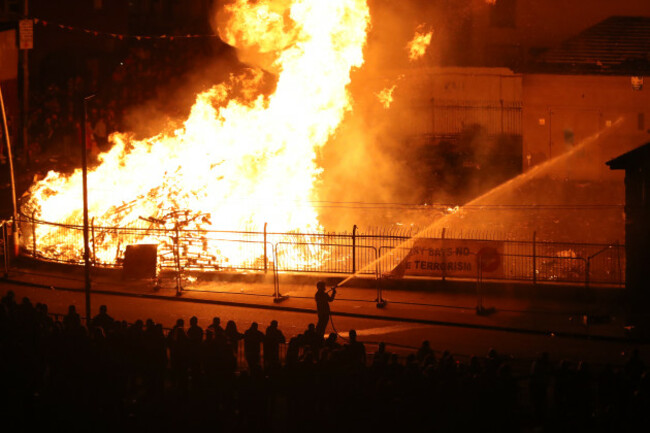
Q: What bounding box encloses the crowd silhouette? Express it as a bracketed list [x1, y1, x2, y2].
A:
[0, 289, 648, 432]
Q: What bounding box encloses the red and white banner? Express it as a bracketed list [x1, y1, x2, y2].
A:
[389, 238, 504, 279]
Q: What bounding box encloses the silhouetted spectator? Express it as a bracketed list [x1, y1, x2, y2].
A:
[324, 332, 341, 352]
[91, 305, 114, 332]
[63, 305, 82, 331]
[416, 340, 434, 365]
[344, 329, 366, 368]
[244, 322, 265, 372]
[207, 316, 225, 340]
[167, 318, 189, 390]
[372, 342, 390, 370]
[225, 319, 243, 358]
[187, 316, 204, 380]
[285, 334, 302, 367]
[264, 319, 285, 372]
[302, 323, 319, 354]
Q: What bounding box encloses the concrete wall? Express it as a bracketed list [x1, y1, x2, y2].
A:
[522, 74, 650, 177]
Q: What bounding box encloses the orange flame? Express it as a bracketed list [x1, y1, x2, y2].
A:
[375, 85, 396, 109]
[406, 25, 433, 62]
[23, 0, 371, 269]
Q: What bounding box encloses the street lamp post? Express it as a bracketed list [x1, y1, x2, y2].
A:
[82, 95, 95, 324]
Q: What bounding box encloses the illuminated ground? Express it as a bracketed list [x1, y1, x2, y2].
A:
[2, 265, 646, 370]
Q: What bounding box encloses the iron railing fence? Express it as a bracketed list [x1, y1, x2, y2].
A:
[16, 215, 625, 286]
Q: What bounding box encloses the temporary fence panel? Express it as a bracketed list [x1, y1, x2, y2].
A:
[17, 216, 624, 285]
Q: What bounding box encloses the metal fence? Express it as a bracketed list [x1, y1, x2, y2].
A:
[16, 215, 625, 286]
[431, 99, 522, 136]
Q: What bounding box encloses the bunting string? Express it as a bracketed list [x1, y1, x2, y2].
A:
[32, 17, 219, 41]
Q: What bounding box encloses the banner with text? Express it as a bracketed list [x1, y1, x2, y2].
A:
[390, 238, 505, 279]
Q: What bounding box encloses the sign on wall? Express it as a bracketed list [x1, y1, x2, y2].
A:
[389, 238, 504, 279]
[19, 19, 33, 50]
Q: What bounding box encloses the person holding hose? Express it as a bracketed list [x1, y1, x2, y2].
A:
[315, 281, 336, 340]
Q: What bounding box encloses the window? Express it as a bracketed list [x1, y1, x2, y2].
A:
[490, 0, 517, 28]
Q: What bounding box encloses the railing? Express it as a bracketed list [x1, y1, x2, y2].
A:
[17, 215, 625, 286]
[0, 219, 8, 277]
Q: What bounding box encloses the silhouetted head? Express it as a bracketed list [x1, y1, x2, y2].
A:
[212, 317, 221, 326]
[271, 320, 278, 328]
[100, 305, 107, 314]
[190, 316, 198, 326]
[349, 329, 357, 341]
[68, 305, 76, 313]
[175, 318, 184, 328]
[308, 323, 315, 331]
[250, 322, 258, 330]
[317, 281, 326, 291]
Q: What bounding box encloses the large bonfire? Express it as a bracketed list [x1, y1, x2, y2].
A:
[22, 0, 371, 268]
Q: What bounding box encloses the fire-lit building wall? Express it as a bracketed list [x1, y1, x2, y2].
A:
[382, 67, 523, 200]
[522, 74, 650, 175]
[393, 67, 522, 138]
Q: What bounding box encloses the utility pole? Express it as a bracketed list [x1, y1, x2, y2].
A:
[0, 86, 18, 222]
[20, 0, 30, 165]
[82, 95, 95, 324]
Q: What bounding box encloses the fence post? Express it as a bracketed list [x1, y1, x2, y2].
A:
[264, 222, 268, 274]
[3, 223, 8, 277]
[500, 98, 504, 134]
[441, 227, 446, 282]
[174, 223, 182, 296]
[616, 240, 623, 286]
[352, 224, 357, 274]
[31, 211, 36, 258]
[91, 217, 96, 265]
[476, 253, 483, 314]
[532, 231, 537, 285]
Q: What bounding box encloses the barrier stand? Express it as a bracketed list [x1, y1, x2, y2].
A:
[272, 243, 288, 303]
[373, 248, 386, 308]
[475, 252, 496, 316]
[375, 277, 386, 308]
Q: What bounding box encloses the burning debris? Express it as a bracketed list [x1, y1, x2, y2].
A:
[21, 0, 371, 269]
[375, 85, 396, 108]
[406, 24, 433, 62]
